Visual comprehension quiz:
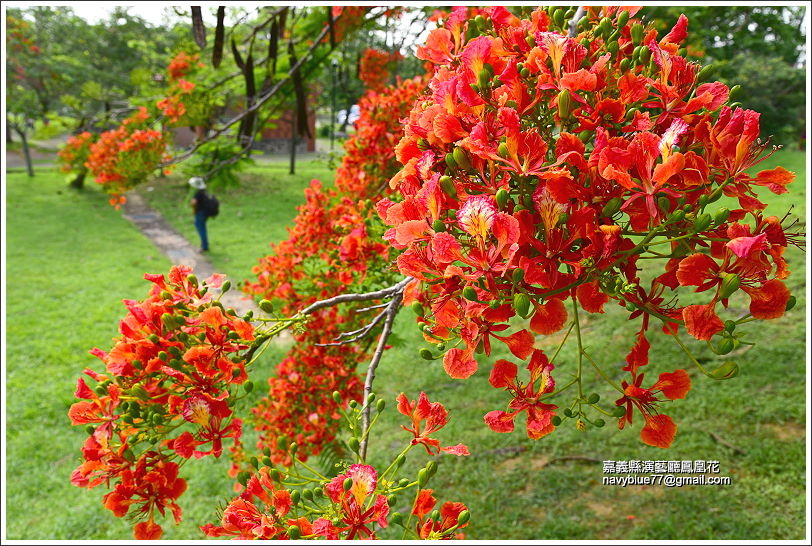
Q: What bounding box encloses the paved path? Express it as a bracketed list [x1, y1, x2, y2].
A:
[121, 190, 261, 318]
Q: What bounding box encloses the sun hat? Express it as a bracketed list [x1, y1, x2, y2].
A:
[188, 177, 206, 189]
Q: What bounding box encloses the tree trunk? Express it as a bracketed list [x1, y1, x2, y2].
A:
[68, 170, 86, 190]
[289, 113, 297, 175]
[14, 125, 34, 177]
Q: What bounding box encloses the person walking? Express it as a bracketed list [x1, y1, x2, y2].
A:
[189, 176, 211, 252]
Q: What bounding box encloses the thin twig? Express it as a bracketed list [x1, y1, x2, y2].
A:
[359, 287, 405, 460]
[298, 278, 411, 316]
[354, 302, 390, 313]
[314, 307, 388, 346]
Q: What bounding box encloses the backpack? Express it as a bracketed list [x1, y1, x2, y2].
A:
[202, 192, 219, 218]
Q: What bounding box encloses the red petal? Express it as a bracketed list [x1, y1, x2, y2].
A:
[682, 304, 724, 341]
[484, 410, 515, 433]
[576, 281, 609, 313]
[442, 348, 477, 379]
[529, 298, 568, 335]
[440, 443, 470, 456]
[496, 329, 535, 360]
[640, 414, 677, 448]
[623, 333, 650, 374]
[134, 520, 163, 540]
[747, 279, 790, 320]
[653, 369, 691, 400]
[676, 253, 718, 287]
[489, 359, 518, 388]
[413, 489, 437, 519]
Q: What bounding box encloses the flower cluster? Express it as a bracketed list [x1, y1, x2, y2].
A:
[202, 392, 469, 540]
[359, 48, 404, 92]
[70, 265, 255, 538]
[157, 51, 210, 126]
[84, 107, 167, 203]
[243, 76, 426, 464]
[380, 6, 798, 448]
[58, 131, 97, 174]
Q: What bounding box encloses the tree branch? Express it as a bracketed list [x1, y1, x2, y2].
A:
[569, 6, 586, 38]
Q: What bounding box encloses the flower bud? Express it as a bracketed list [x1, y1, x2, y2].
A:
[343, 477, 354, 491]
[513, 292, 532, 318]
[617, 10, 630, 27]
[419, 348, 435, 360]
[439, 175, 457, 199]
[398, 478, 410, 487]
[729, 84, 741, 99]
[452, 147, 472, 170]
[426, 460, 438, 476]
[187, 274, 198, 287]
[497, 142, 510, 159]
[696, 64, 715, 83]
[458, 510, 471, 525]
[332, 390, 342, 403]
[259, 299, 274, 313]
[563, 408, 574, 418]
[719, 272, 741, 299]
[161, 313, 177, 330]
[244, 381, 254, 394]
[348, 437, 360, 453]
[417, 468, 429, 487]
[462, 286, 479, 301]
[445, 152, 456, 169]
[430, 509, 441, 522]
[395, 454, 406, 468]
[520, 67, 531, 78]
[716, 337, 735, 355]
[786, 295, 797, 311]
[551, 415, 562, 426]
[620, 58, 631, 72]
[390, 512, 403, 526]
[237, 471, 251, 487]
[607, 41, 619, 55]
[432, 219, 446, 232]
[262, 457, 272, 467]
[289, 442, 298, 455]
[713, 207, 730, 225]
[290, 490, 301, 504]
[287, 526, 301, 540]
[477, 68, 490, 88]
[271, 468, 283, 481]
[376, 398, 386, 413]
[553, 8, 565, 29]
[512, 268, 525, 284]
[601, 197, 623, 217]
[612, 405, 627, 417]
[710, 361, 739, 380]
[594, 418, 606, 427]
[221, 279, 231, 293]
[495, 188, 510, 210]
[587, 393, 600, 404]
[724, 320, 736, 332]
[557, 89, 573, 120]
[693, 213, 712, 233]
[302, 488, 313, 501]
[250, 456, 259, 469]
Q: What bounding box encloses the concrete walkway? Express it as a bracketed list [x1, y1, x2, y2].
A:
[120, 190, 260, 318]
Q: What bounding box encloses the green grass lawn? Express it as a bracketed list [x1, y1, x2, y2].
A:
[3, 148, 806, 540]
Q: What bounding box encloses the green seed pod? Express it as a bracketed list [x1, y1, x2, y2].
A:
[462, 286, 479, 301]
[719, 272, 741, 299]
[244, 381, 254, 394]
[417, 468, 429, 487]
[710, 361, 739, 380]
[612, 405, 627, 418]
[617, 10, 630, 28]
[594, 418, 606, 428]
[376, 398, 386, 413]
[426, 460, 438, 476]
[557, 89, 573, 120]
[343, 477, 354, 491]
[419, 348, 434, 360]
[432, 219, 446, 232]
[497, 142, 510, 158]
[631, 23, 644, 45]
[693, 213, 712, 233]
[445, 152, 456, 169]
[348, 437, 360, 453]
[439, 175, 457, 199]
[587, 393, 600, 404]
[601, 196, 623, 217]
[452, 147, 472, 170]
[512, 268, 525, 284]
[513, 292, 532, 319]
[259, 299, 274, 314]
[287, 526, 301, 540]
[717, 337, 735, 355]
[696, 64, 715, 83]
[495, 188, 510, 210]
[713, 207, 731, 225]
[786, 295, 797, 311]
[551, 415, 562, 426]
